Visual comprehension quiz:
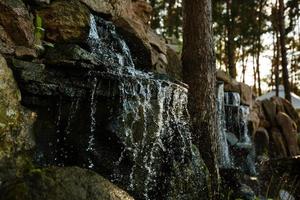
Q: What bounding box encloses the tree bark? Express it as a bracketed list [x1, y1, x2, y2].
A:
[182, 0, 219, 199]
[256, 0, 264, 96]
[226, 0, 236, 79]
[279, 0, 291, 101]
[275, 29, 280, 96]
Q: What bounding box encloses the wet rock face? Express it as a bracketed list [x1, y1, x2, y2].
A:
[79, 0, 181, 78]
[37, 0, 91, 43]
[10, 16, 208, 200]
[1, 167, 134, 200]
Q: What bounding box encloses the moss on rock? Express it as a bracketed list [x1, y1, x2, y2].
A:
[1, 166, 134, 200]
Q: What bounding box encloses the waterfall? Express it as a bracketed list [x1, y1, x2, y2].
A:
[28, 14, 208, 200]
[216, 82, 231, 168]
[223, 91, 256, 175]
[87, 14, 135, 71]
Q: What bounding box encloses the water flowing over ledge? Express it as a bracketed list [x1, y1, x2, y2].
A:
[11, 15, 208, 200]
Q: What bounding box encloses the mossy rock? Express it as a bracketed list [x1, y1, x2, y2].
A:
[0, 166, 134, 200]
[0, 54, 35, 186]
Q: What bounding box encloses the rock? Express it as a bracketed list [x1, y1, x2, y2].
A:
[15, 46, 37, 58]
[0, 25, 15, 54]
[254, 128, 269, 159]
[216, 70, 231, 84]
[44, 44, 97, 65]
[79, 0, 178, 76]
[79, 0, 128, 16]
[37, 0, 91, 43]
[0, 53, 35, 185]
[281, 98, 300, 132]
[0, 0, 34, 46]
[248, 101, 263, 133]
[217, 70, 253, 106]
[0, 166, 134, 200]
[239, 83, 253, 106]
[262, 99, 277, 126]
[270, 128, 288, 158]
[276, 112, 300, 156]
[11, 58, 46, 83]
[226, 131, 239, 146]
[166, 45, 182, 80]
[279, 190, 295, 200]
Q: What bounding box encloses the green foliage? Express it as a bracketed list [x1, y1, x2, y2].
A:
[34, 14, 44, 49]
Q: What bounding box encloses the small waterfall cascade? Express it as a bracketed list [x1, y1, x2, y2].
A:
[222, 90, 255, 174]
[23, 14, 208, 200]
[216, 82, 231, 168]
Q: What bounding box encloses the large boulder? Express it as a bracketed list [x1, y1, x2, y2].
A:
[270, 128, 288, 158]
[37, 0, 91, 43]
[0, 166, 134, 200]
[276, 112, 300, 156]
[0, 53, 35, 185]
[254, 128, 269, 160]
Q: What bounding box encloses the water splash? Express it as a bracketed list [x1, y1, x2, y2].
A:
[87, 14, 135, 71]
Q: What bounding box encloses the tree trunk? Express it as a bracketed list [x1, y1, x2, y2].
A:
[253, 53, 257, 94]
[182, 0, 219, 199]
[256, 0, 264, 96]
[226, 0, 236, 79]
[279, 0, 291, 101]
[275, 22, 280, 96]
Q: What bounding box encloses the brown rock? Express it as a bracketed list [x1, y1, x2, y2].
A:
[239, 83, 253, 106]
[276, 112, 300, 156]
[79, 0, 128, 16]
[132, 0, 152, 24]
[254, 127, 269, 158]
[15, 46, 37, 58]
[216, 70, 231, 84]
[0, 25, 15, 54]
[37, 0, 90, 43]
[282, 98, 300, 132]
[1, 166, 134, 200]
[80, 0, 176, 75]
[0, 0, 34, 46]
[270, 128, 288, 158]
[166, 45, 182, 80]
[262, 99, 277, 126]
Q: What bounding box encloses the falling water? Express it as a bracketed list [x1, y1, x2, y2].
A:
[116, 77, 192, 199]
[239, 106, 251, 144]
[216, 82, 231, 168]
[87, 14, 135, 71]
[29, 14, 208, 200]
[86, 77, 98, 169]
